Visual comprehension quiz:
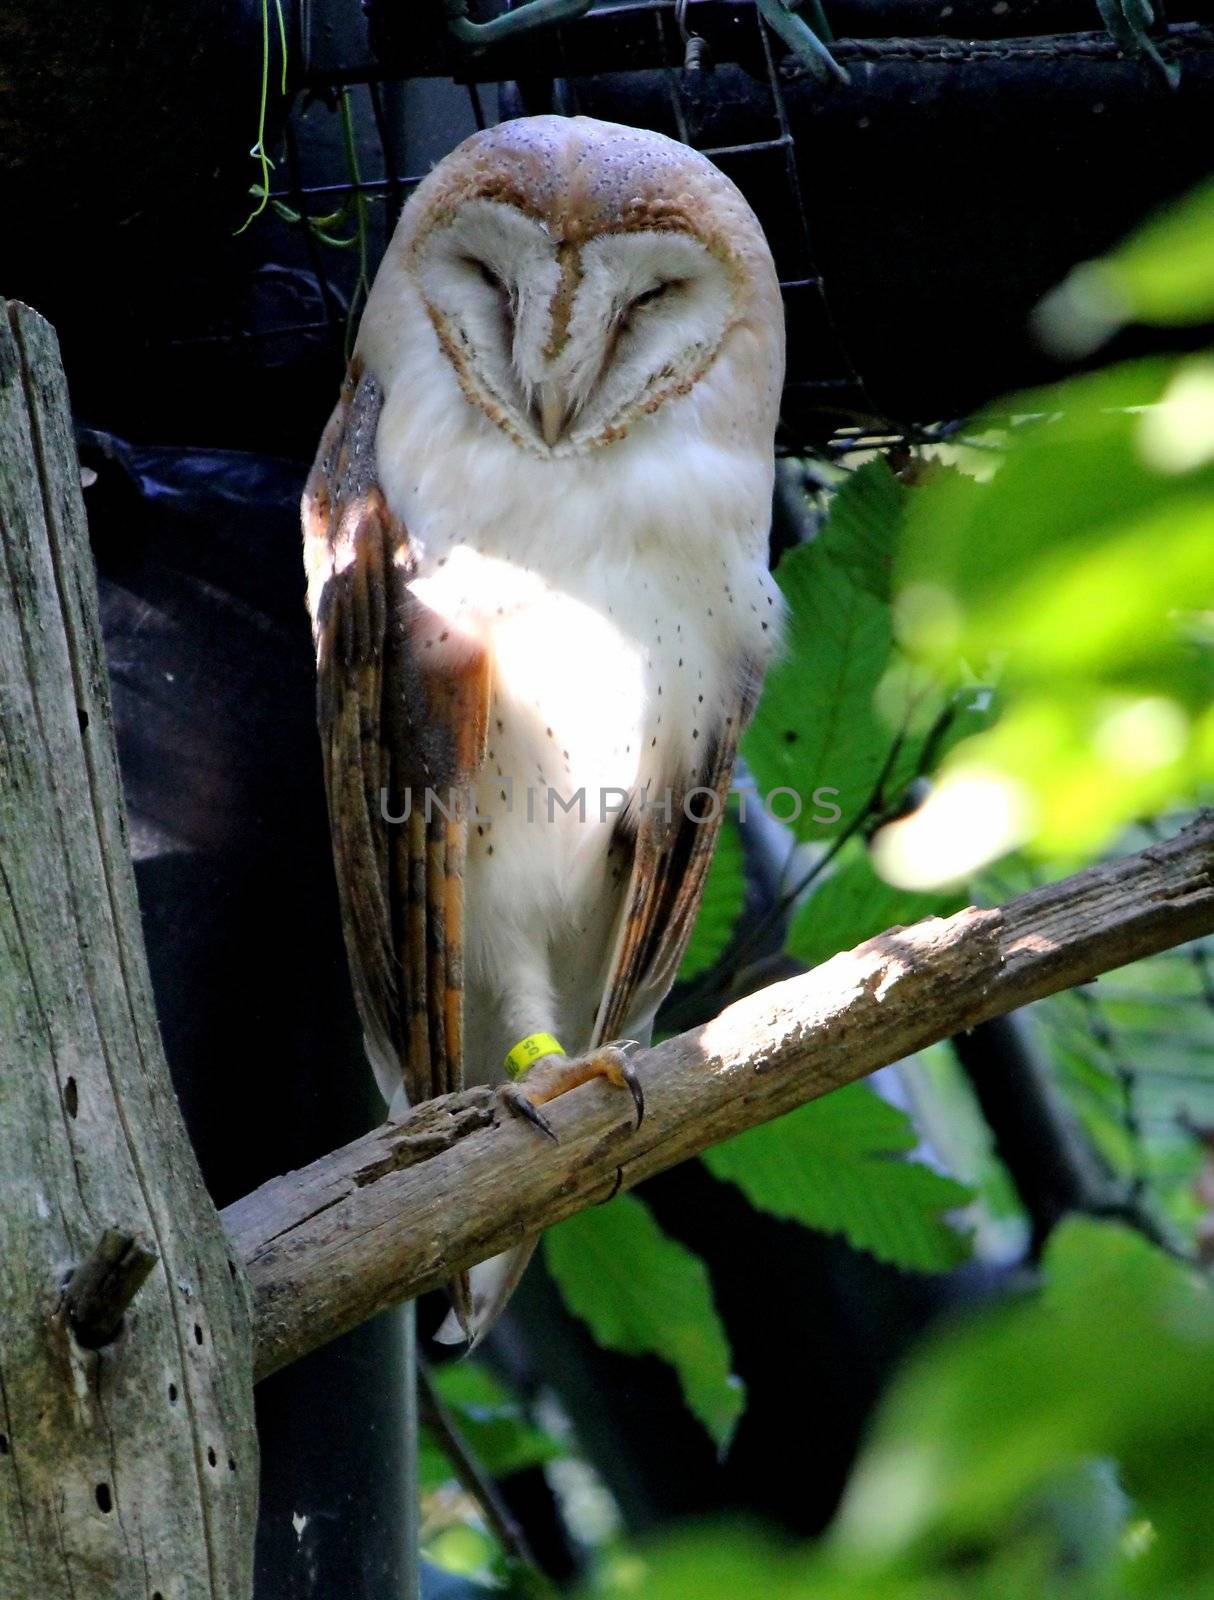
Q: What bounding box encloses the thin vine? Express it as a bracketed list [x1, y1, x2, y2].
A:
[337, 86, 373, 353]
[233, 3, 374, 357]
[237, 0, 289, 234]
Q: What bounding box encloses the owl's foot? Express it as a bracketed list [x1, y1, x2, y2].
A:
[499, 1045, 644, 1141]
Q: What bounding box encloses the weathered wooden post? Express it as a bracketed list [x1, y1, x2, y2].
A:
[0, 301, 257, 1597]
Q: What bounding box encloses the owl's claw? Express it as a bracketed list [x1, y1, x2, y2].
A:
[499, 1044, 644, 1138]
[620, 1057, 645, 1128]
[499, 1082, 559, 1141]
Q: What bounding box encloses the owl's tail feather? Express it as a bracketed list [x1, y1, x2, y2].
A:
[433, 1240, 538, 1351]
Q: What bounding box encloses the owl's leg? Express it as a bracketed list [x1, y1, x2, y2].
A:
[500, 1045, 643, 1141]
[489, 942, 643, 1138]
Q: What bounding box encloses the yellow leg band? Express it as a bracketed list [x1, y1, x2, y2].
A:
[504, 1032, 565, 1080]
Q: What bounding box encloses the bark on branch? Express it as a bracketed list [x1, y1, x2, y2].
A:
[225, 811, 1214, 1381]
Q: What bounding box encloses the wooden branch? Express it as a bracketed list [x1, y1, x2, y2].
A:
[225, 811, 1214, 1381]
[0, 302, 257, 1599]
[64, 1228, 159, 1350]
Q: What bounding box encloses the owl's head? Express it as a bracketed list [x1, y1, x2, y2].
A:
[366, 116, 782, 456]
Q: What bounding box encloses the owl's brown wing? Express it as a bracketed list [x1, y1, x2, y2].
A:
[592, 669, 760, 1049]
[303, 359, 489, 1108]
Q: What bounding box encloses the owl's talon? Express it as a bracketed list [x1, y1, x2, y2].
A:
[592, 1044, 645, 1128]
[498, 1043, 644, 1134]
[499, 1082, 559, 1141]
[620, 1058, 645, 1128]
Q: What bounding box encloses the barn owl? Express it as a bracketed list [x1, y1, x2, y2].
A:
[303, 115, 784, 1343]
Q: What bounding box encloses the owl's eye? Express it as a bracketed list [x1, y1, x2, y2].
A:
[618, 280, 684, 331]
[629, 279, 683, 313]
[464, 257, 508, 296]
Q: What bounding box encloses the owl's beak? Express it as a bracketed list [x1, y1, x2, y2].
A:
[534, 382, 572, 448]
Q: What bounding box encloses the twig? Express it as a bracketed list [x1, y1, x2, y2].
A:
[417, 1361, 540, 1573]
[63, 1228, 159, 1349]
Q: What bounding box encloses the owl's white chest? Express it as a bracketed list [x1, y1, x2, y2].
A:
[374, 309, 781, 1058]
[408, 528, 755, 1057]
[408, 536, 727, 910]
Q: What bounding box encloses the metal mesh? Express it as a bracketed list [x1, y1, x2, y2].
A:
[267, 1, 875, 451]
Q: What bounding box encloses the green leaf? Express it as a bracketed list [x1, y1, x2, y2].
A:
[581, 1521, 1082, 1600]
[875, 671, 1000, 804]
[817, 458, 907, 604]
[920, 684, 1209, 858]
[890, 356, 1214, 870]
[1025, 934, 1214, 1249]
[1037, 176, 1213, 355]
[787, 845, 966, 968]
[419, 1362, 564, 1492]
[837, 1219, 1214, 1587]
[747, 461, 987, 854]
[904, 457, 1214, 694]
[983, 492, 1213, 682]
[678, 813, 745, 980]
[1106, 174, 1214, 321]
[418, 1435, 452, 1496]
[702, 1083, 972, 1272]
[745, 498, 895, 840]
[583, 1525, 823, 1600]
[896, 360, 1180, 648]
[1088, 173, 1214, 329]
[544, 1194, 745, 1451]
[581, 1222, 1214, 1598]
